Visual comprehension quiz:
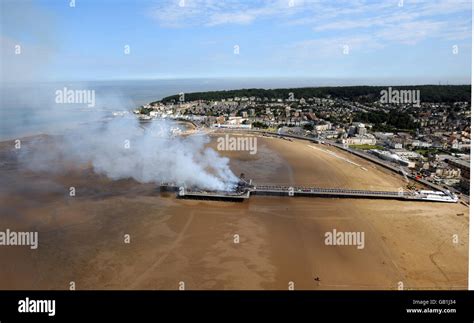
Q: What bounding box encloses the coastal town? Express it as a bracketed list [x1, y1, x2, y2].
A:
[1, 0, 472, 315]
[134, 88, 470, 200]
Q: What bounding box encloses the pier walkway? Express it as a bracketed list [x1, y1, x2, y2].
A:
[159, 184, 458, 203]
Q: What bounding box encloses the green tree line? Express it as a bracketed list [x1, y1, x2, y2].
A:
[156, 85, 470, 104]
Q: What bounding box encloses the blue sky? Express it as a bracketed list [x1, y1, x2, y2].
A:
[1, 0, 472, 84]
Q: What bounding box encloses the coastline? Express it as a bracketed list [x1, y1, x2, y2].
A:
[0, 121, 469, 290]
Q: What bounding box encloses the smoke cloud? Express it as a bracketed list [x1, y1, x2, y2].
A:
[2, 0, 239, 192]
[19, 116, 239, 191]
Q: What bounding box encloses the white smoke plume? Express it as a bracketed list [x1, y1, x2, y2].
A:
[19, 116, 239, 191]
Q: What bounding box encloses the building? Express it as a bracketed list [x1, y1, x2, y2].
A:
[390, 149, 422, 160]
[389, 141, 403, 149]
[374, 132, 394, 140]
[435, 167, 461, 179]
[347, 126, 356, 136]
[314, 120, 332, 132]
[411, 140, 432, 148]
[437, 155, 470, 193]
[370, 149, 415, 168]
[357, 123, 367, 136]
[343, 135, 376, 146]
[444, 157, 470, 179]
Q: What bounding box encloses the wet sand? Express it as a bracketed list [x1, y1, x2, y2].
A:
[0, 134, 469, 290]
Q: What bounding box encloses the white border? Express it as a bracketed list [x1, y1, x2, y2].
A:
[469, 0, 473, 290]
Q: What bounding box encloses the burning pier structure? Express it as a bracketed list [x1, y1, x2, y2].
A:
[159, 179, 459, 203]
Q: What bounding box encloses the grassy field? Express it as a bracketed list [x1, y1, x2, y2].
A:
[414, 148, 442, 156]
[349, 144, 384, 150]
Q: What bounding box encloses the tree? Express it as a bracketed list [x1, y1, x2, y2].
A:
[303, 124, 314, 131]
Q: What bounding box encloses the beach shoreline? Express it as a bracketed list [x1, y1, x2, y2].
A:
[0, 131, 468, 290]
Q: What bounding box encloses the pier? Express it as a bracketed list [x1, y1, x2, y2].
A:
[158, 183, 458, 203]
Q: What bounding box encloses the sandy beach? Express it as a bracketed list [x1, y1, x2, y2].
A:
[0, 133, 468, 290]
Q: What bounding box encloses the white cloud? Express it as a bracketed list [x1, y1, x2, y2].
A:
[148, 0, 471, 45]
[149, 0, 305, 27]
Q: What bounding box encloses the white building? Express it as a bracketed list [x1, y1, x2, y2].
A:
[149, 111, 160, 118]
[411, 140, 432, 148]
[370, 150, 415, 168]
[343, 134, 376, 146]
